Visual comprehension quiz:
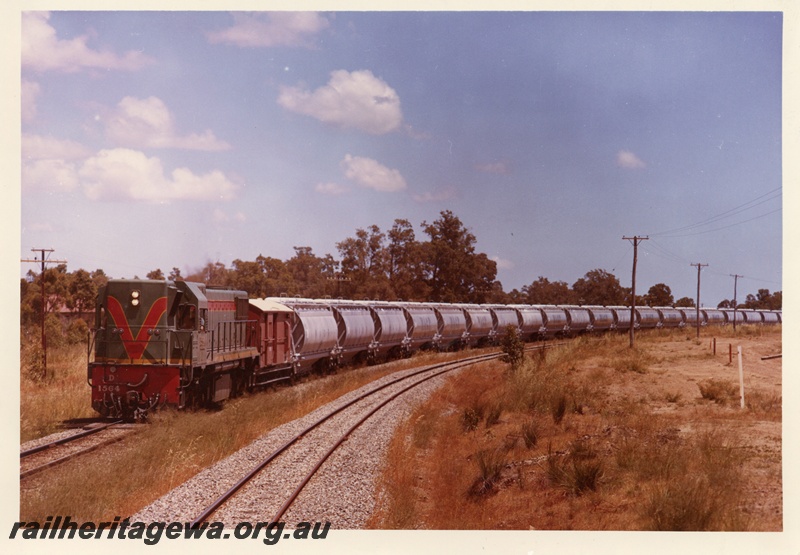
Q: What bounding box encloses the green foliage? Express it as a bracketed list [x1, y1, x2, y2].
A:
[645, 283, 674, 307]
[572, 268, 627, 306]
[522, 276, 576, 304]
[500, 325, 526, 370]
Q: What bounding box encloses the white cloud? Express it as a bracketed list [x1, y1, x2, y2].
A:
[492, 256, 515, 270]
[22, 12, 152, 73]
[207, 12, 330, 48]
[315, 182, 350, 196]
[22, 80, 41, 122]
[23, 159, 81, 192]
[23, 134, 92, 161]
[341, 155, 406, 193]
[105, 96, 231, 151]
[616, 150, 646, 169]
[79, 148, 239, 202]
[278, 70, 402, 135]
[22, 134, 92, 192]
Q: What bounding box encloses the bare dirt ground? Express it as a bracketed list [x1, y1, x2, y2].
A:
[601, 330, 783, 529]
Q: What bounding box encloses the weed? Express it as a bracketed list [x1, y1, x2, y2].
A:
[643, 478, 719, 530]
[546, 440, 603, 495]
[698, 379, 739, 404]
[462, 407, 483, 432]
[485, 403, 503, 428]
[521, 418, 538, 449]
[551, 394, 568, 424]
[665, 392, 682, 403]
[469, 448, 507, 497]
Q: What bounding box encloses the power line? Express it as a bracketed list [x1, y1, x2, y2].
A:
[655, 207, 781, 238]
[647, 187, 781, 237]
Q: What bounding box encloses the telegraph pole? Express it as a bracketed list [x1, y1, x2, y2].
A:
[21, 248, 68, 378]
[691, 263, 708, 338]
[730, 274, 743, 331]
[622, 236, 648, 348]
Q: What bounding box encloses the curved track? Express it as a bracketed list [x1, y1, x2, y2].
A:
[190, 344, 560, 525]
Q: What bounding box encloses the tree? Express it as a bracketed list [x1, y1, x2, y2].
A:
[67, 269, 97, 316]
[230, 259, 267, 297]
[337, 225, 392, 299]
[147, 269, 165, 280]
[257, 255, 295, 297]
[744, 289, 782, 310]
[572, 269, 626, 306]
[645, 283, 674, 307]
[286, 246, 329, 298]
[674, 297, 695, 307]
[523, 277, 575, 305]
[420, 210, 497, 303]
[387, 218, 425, 300]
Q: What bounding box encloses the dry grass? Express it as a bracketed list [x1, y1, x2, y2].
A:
[19, 341, 470, 522]
[20, 342, 96, 442]
[369, 327, 782, 531]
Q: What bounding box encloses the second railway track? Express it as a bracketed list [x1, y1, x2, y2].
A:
[133, 346, 559, 528]
[20, 420, 141, 479]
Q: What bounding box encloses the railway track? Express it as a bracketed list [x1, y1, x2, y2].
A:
[20, 420, 141, 479]
[176, 344, 561, 527]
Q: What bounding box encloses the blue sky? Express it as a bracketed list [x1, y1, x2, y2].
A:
[17, 7, 785, 306]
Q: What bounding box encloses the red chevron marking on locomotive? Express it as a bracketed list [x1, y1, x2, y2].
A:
[106, 296, 168, 360]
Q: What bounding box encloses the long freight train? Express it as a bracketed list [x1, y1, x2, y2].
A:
[88, 279, 781, 420]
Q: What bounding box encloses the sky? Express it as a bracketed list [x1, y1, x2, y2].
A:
[16, 6, 786, 307]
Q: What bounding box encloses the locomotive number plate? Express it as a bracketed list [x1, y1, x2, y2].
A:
[98, 385, 122, 392]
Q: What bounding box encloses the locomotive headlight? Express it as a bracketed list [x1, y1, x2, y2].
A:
[131, 290, 140, 306]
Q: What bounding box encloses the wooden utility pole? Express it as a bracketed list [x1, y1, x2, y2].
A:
[730, 274, 743, 331]
[622, 236, 648, 348]
[691, 263, 708, 338]
[21, 248, 68, 378]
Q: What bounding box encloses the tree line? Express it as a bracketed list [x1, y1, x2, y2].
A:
[20, 210, 782, 331]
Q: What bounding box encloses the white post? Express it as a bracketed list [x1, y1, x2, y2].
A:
[737, 346, 745, 409]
